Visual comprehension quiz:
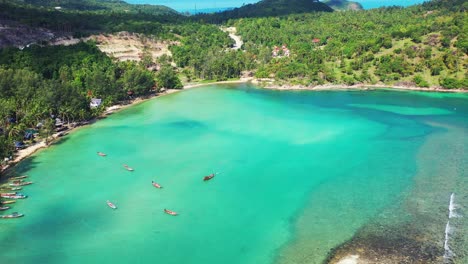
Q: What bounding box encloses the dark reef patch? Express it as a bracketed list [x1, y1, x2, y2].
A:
[325, 220, 444, 263]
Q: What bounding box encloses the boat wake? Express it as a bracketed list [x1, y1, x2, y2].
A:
[443, 193, 462, 263]
[443, 221, 454, 262]
[448, 193, 460, 219]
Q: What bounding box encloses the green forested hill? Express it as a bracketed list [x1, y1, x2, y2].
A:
[194, 0, 333, 23]
[7, 0, 178, 14]
[230, 0, 467, 88]
[0, 2, 181, 36]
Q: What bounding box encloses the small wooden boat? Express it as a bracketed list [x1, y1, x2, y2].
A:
[1, 212, 24, 219]
[97, 152, 107, 157]
[1, 193, 27, 199]
[1, 192, 17, 197]
[9, 181, 33, 187]
[123, 164, 134, 171]
[203, 173, 215, 181]
[106, 200, 117, 209]
[0, 206, 10, 211]
[9, 187, 22, 191]
[2, 200, 16, 204]
[164, 209, 178, 216]
[152, 181, 162, 189]
[11, 175, 28, 180]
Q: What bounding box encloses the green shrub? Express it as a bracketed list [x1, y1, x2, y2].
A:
[440, 77, 462, 89]
[413, 75, 429, 87]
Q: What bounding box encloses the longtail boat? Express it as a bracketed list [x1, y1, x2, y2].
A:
[97, 152, 107, 157]
[152, 181, 162, 189]
[1, 193, 27, 199]
[11, 175, 28, 180]
[1, 212, 24, 219]
[203, 173, 215, 181]
[123, 164, 134, 171]
[0, 206, 10, 211]
[0, 192, 17, 197]
[106, 200, 117, 209]
[9, 181, 33, 187]
[1, 200, 16, 204]
[164, 209, 178, 216]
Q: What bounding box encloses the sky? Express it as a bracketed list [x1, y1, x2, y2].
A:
[125, 0, 428, 12]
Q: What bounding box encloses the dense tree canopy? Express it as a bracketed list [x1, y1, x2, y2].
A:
[0, 42, 158, 162]
[232, 0, 467, 87]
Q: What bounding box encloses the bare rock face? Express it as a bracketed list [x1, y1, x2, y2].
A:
[0, 20, 57, 49]
[322, 0, 364, 11]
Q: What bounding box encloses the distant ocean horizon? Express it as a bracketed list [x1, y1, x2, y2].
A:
[125, 0, 428, 13]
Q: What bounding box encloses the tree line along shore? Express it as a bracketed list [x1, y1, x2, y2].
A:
[0, 0, 467, 173]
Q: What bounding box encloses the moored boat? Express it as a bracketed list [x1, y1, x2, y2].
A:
[1, 212, 24, 219]
[123, 164, 134, 171]
[1, 192, 17, 197]
[203, 173, 215, 181]
[164, 209, 178, 216]
[152, 181, 162, 189]
[0, 206, 10, 211]
[9, 181, 33, 187]
[1, 200, 16, 204]
[11, 175, 28, 180]
[106, 200, 117, 209]
[1, 193, 27, 199]
[97, 152, 107, 157]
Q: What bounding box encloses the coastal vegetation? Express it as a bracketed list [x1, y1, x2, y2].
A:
[230, 0, 467, 88]
[170, 23, 254, 81]
[0, 42, 179, 161]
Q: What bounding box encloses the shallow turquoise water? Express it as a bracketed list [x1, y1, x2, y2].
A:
[1, 85, 467, 264]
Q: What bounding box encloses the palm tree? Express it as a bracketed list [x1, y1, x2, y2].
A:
[78, 109, 87, 121]
[7, 125, 21, 139]
[40, 119, 55, 145]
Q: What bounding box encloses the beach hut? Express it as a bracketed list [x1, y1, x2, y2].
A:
[90, 98, 102, 108]
[55, 118, 63, 127]
[24, 129, 38, 140]
[14, 141, 25, 150]
[7, 117, 16, 124]
[24, 132, 33, 140]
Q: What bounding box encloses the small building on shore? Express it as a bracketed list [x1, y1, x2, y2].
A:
[90, 98, 102, 108]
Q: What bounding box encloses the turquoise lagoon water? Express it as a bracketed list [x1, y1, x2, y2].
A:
[1, 84, 467, 263]
[125, 0, 427, 12]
